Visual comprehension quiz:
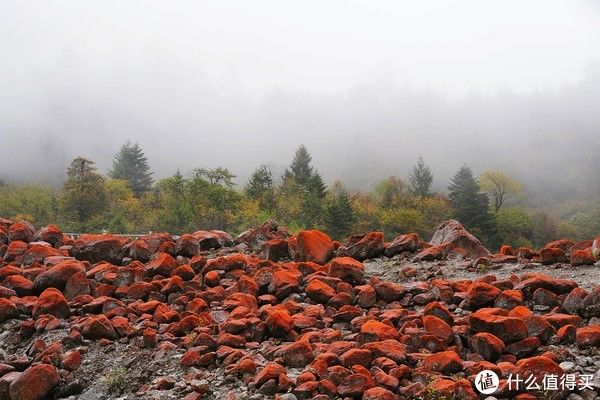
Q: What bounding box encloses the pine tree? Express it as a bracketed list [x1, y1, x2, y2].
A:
[246, 164, 275, 210]
[306, 171, 327, 199]
[448, 165, 498, 247]
[286, 145, 313, 187]
[301, 171, 328, 228]
[246, 164, 274, 199]
[325, 190, 354, 239]
[109, 141, 153, 197]
[408, 156, 433, 198]
[62, 157, 107, 229]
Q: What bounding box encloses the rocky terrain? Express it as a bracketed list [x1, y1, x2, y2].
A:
[0, 217, 600, 400]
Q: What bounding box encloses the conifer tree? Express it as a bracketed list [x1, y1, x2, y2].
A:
[301, 170, 328, 227]
[325, 190, 354, 239]
[306, 171, 327, 199]
[408, 156, 433, 199]
[109, 141, 153, 197]
[246, 164, 275, 210]
[286, 145, 313, 187]
[448, 165, 498, 247]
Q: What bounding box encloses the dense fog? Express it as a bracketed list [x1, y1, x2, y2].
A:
[1, 0, 600, 205]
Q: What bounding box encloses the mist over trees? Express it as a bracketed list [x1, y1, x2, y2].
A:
[1, 64, 600, 210]
[2, 141, 597, 251]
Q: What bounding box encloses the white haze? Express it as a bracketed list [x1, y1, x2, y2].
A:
[1, 0, 600, 204]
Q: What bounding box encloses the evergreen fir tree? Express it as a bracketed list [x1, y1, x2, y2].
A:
[301, 171, 328, 227]
[109, 141, 153, 197]
[306, 171, 327, 199]
[325, 190, 354, 239]
[448, 165, 498, 247]
[408, 156, 433, 198]
[246, 164, 276, 210]
[285, 145, 313, 187]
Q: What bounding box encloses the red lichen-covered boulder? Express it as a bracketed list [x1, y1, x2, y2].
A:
[335, 232, 384, 261]
[22, 244, 63, 265]
[174, 234, 202, 257]
[580, 287, 600, 318]
[539, 247, 567, 265]
[570, 248, 596, 266]
[32, 288, 70, 319]
[337, 373, 372, 398]
[327, 257, 365, 284]
[469, 308, 528, 343]
[262, 239, 290, 261]
[81, 315, 118, 340]
[32, 260, 86, 292]
[266, 309, 294, 337]
[576, 325, 600, 348]
[8, 363, 60, 400]
[428, 219, 490, 259]
[34, 224, 64, 247]
[254, 363, 286, 387]
[421, 351, 463, 374]
[274, 338, 314, 367]
[541, 239, 575, 255]
[2, 275, 34, 296]
[288, 230, 334, 265]
[515, 247, 536, 259]
[362, 340, 407, 363]
[305, 279, 336, 303]
[236, 219, 290, 249]
[126, 232, 172, 261]
[462, 282, 501, 309]
[363, 387, 399, 400]
[3, 240, 28, 262]
[8, 221, 35, 243]
[514, 356, 564, 385]
[469, 332, 505, 361]
[422, 315, 454, 344]
[512, 274, 576, 298]
[360, 320, 400, 341]
[192, 230, 233, 250]
[411, 244, 451, 262]
[72, 234, 130, 264]
[383, 233, 420, 257]
[0, 298, 19, 322]
[146, 252, 178, 277]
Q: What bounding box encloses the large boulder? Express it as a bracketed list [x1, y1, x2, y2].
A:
[32, 288, 70, 319]
[22, 244, 63, 265]
[191, 230, 233, 250]
[335, 232, 384, 261]
[32, 259, 86, 292]
[33, 224, 64, 247]
[9, 364, 60, 400]
[236, 220, 290, 249]
[8, 221, 35, 243]
[383, 233, 420, 257]
[428, 220, 490, 259]
[288, 230, 334, 265]
[71, 234, 130, 264]
[126, 232, 173, 261]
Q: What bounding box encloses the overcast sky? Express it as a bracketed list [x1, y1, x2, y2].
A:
[1, 1, 600, 196]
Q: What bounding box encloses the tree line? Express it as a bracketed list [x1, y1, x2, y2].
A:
[1, 142, 598, 249]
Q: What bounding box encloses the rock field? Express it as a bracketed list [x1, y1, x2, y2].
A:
[1, 217, 600, 400]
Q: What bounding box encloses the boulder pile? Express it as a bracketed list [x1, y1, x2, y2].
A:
[0, 217, 599, 399]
